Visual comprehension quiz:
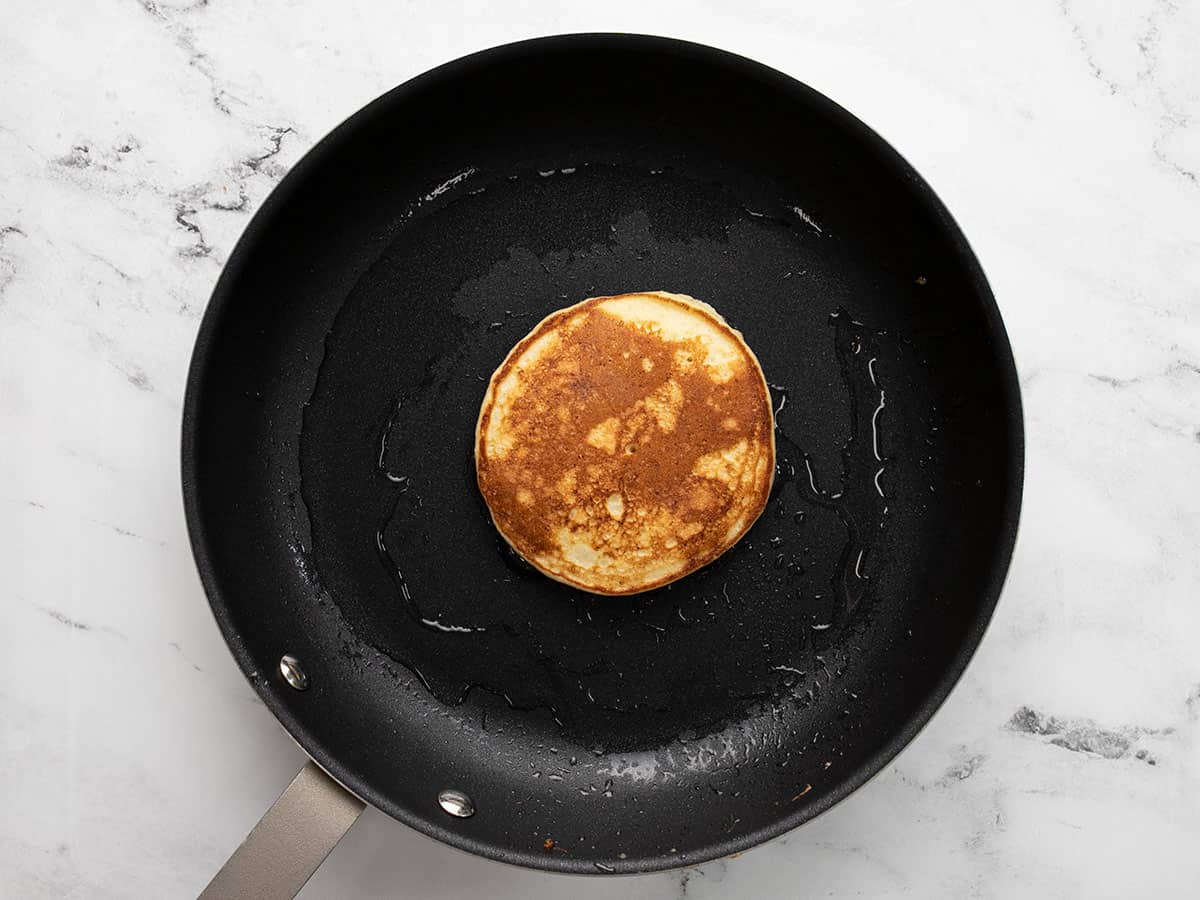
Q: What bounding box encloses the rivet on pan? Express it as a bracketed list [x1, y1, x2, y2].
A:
[279, 654, 309, 691]
[437, 789, 475, 818]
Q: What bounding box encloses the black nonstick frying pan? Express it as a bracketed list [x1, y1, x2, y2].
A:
[184, 34, 1023, 895]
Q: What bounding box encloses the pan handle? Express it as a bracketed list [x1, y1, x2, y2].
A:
[199, 760, 365, 900]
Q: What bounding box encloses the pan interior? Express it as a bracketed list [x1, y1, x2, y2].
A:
[186, 36, 1021, 873]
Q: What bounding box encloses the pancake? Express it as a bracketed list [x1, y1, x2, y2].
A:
[475, 291, 775, 595]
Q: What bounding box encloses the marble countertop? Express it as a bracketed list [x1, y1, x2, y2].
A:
[3, 1, 1198, 897]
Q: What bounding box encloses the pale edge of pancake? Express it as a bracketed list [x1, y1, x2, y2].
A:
[475, 290, 777, 596]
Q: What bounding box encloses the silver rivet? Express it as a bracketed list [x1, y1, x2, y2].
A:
[279, 655, 309, 691]
[437, 789, 475, 818]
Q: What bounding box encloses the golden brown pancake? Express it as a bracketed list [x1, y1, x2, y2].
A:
[475, 291, 775, 595]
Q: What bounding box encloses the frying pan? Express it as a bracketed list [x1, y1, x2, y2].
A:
[184, 34, 1023, 896]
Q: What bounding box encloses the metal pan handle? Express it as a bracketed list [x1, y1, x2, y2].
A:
[199, 761, 365, 900]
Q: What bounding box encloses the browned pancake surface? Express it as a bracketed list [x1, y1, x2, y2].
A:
[475, 291, 774, 595]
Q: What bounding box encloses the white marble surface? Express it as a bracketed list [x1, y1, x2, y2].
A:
[2, 1, 1199, 897]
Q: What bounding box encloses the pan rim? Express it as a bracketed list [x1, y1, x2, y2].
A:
[181, 32, 1025, 875]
